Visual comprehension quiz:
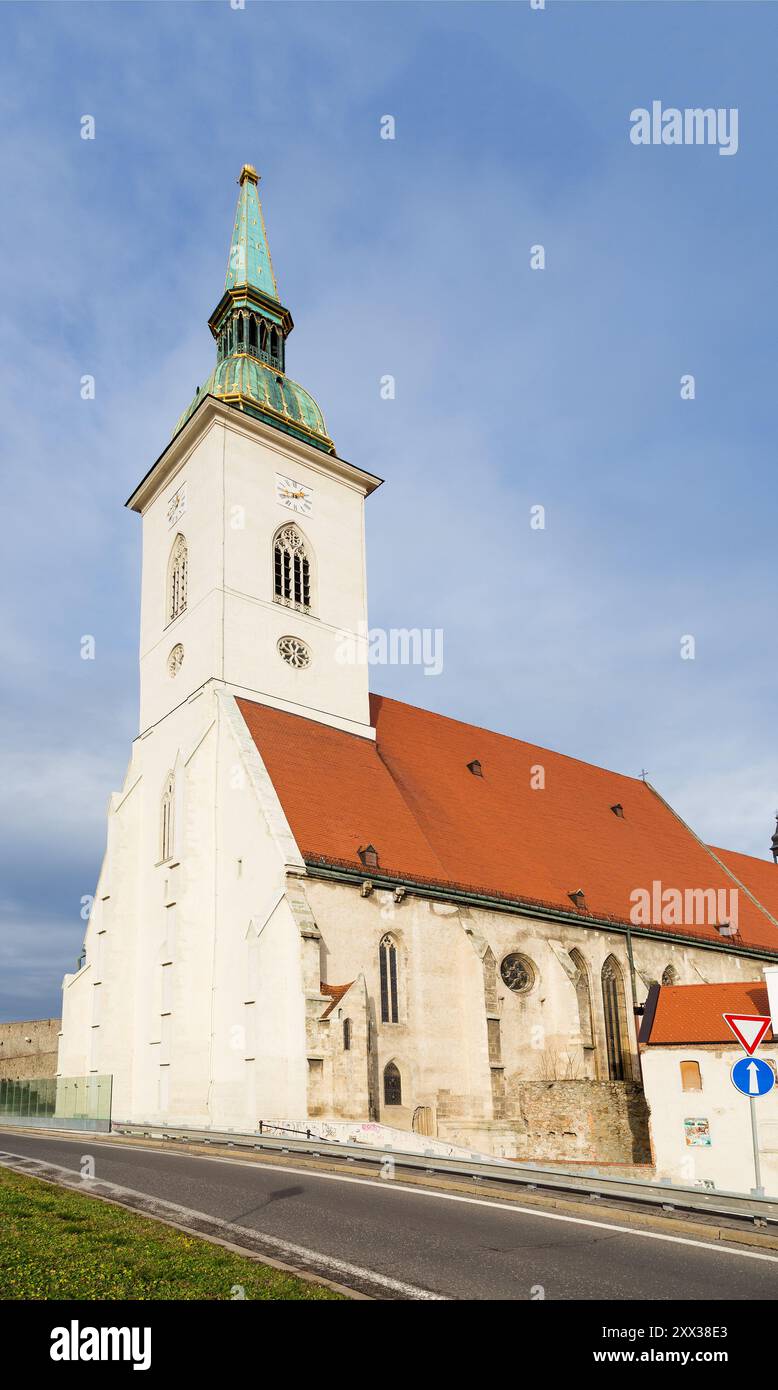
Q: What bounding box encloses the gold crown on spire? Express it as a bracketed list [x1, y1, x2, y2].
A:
[239, 164, 259, 185]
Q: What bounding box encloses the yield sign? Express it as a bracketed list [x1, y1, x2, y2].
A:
[722, 1013, 772, 1055]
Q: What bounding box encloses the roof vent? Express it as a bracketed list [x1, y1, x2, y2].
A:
[467, 759, 483, 778]
[568, 889, 587, 911]
[611, 803, 624, 818]
[358, 844, 379, 869]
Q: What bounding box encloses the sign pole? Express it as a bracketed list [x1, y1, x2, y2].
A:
[750, 1095, 765, 1197]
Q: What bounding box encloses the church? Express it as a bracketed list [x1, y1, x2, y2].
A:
[58, 166, 778, 1163]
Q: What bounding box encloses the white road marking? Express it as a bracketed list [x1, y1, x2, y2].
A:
[0, 1150, 446, 1300]
[5, 1134, 778, 1267]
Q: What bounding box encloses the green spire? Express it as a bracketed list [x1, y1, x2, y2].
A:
[225, 164, 279, 301]
[177, 167, 335, 455]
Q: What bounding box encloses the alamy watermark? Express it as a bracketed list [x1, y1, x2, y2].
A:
[335, 623, 443, 676]
[630, 880, 738, 932]
[630, 101, 738, 156]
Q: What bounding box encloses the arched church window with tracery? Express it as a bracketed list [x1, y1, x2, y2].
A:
[379, 935, 399, 1024]
[160, 772, 175, 863]
[569, 949, 594, 1049]
[273, 525, 311, 611]
[383, 1061, 402, 1106]
[662, 963, 679, 986]
[601, 955, 630, 1082]
[167, 534, 188, 624]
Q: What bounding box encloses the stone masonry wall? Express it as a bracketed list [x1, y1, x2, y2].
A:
[509, 1079, 651, 1163]
[439, 1079, 651, 1163]
[0, 1019, 61, 1080]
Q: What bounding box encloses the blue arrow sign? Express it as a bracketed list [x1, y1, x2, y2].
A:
[731, 1056, 775, 1098]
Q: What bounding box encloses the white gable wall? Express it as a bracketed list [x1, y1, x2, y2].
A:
[59, 687, 312, 1129]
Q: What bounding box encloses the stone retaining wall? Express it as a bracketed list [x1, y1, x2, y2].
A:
[439, 1080, 652, 1163]
[0, 1018, 60, 1080]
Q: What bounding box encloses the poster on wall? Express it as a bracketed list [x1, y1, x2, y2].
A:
[684, 1117, 712, 1148]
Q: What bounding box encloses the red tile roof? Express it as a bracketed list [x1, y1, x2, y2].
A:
[319, 981, 354, 1019]
[641, 982, 774, 1046]
[236, 694, 778, 956]
[710, 846, 778, 921]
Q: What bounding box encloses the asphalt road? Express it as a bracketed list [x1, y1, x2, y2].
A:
[3, 1130, 778, 1300]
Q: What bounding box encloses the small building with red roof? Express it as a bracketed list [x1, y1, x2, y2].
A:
[640, 974, 778, 1195]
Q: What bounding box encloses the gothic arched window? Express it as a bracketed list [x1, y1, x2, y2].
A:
[343, 1018, 351, 1052]
[273, 525, 311, 611]
[601, 955, 630, 1081]
[383, 1061, 402, 1106]
[569, 949, 594, 1049]
[662, 963, 679, 986]
[167, 534, 188, 624]
[379, 935, 399, 1023]
[160, 772, 175, 863]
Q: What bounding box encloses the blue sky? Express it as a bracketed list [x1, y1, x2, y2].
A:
[1, 0, 777, 1019]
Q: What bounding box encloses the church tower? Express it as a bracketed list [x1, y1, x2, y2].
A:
[127, 165, 381, 739]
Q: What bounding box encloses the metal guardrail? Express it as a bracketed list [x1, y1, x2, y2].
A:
[110, 1121, 778, 1229]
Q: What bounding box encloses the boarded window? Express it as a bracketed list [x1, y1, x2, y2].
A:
[680, 1060, 702, 1092]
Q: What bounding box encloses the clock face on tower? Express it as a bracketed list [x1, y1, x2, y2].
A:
[275, 473, 313, 516]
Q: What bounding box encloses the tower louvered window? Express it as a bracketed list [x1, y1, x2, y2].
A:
[273, 525, 311, 611]
[168, 534, 188, 623]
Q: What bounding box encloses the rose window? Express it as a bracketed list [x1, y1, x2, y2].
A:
[277, 636, 311, 669]
[168, 644, 185, 678]
[500, 953, 535, 994]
